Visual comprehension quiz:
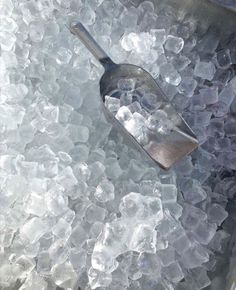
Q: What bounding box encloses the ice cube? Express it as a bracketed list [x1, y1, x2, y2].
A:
[172, 233, 191, 254]
[173, 56, 191, 74]
[216, 49, 232, 69]
[127, 160, 146, 182]
[160, 63, 181, 86]
[218, 84, 235, 106]
[20, 218, 47, 244]
[52, 218, 71, 240]
[95, 179, 115, 202]
[73, 162, 91, 182]
[151, 28, 166, 45]
[180, 244, 209, 269]
[160, 184, 177, 203]
[187, 268, 211, 289]
[129, 224, 157, 253]
[51, 262, 77, 287]
[115, 106, 132, 124]
[194, 61, 216, 81]
[177, 77, 197, 97]
[197, 27, 219, 54]
[88, 267, 112, 289]
[164, 35, 184, 54]
[37, 251, 51, 274]
[70, 224, 88, 248]
[55, 47, 72, 65]
[163, 261, 184, 283]
[29, 21, 45, 42]
[0, 31, 16, 51]
[55, 166, 77, 189]
[199, 86, 218, 105]
[141, 93, 162, 112]
[85, 203, 107, 223]
[181, 178, 207, 204]
[208, 230, 230, 253]
[146, 111, 174, 135]
[207, 204, 228, 225]
[19, 271, 48, 290]
[128, 101, 142, 113]
[68, 124, 89, 143]
[15, 255, 35, 279]
[181, 204, 206, 230]
[25, 193, 46, 217]
[105, 96, 120, 113]
[119, 7, 138, 29]
[117, 78, 136, 91]
[48, 239, 69, 264]
[0, 0, 14, 16]
[218, 152, 236, 170]
[78, 5, 96, 26]
[158, 246, 175, 267]
[137, 252, 161, 276]
[192, 221, 217, 245]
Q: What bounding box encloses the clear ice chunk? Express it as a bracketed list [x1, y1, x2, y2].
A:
[29, 21, 45, 42]
[216, 49, 232, 69]
[129, 224, 157, 253]
[117, 78, 136, 91]
[163, 261, 184, 283]
[177, 77, 197, 97]
[55, 166, 78, 189]
[95, 179, 115, 202]
[137, 252, 161, 276]
[141, 93, 162, 112]
[88, 267, 112, 289]
[180, 244, 209, 269]
[194, 61, 216, 81]
[181, 178, 207, 204]
[55, 47, 72, 65]
[48, 239, 69, 264]
[70, 224, 88, 248]
[207, 203, 228, 225]
[115, 106, 132, 124]
[51, 262, 77, 287]
[52, 218, 72, 240]
[20, 218, 48, 244]
[181, 204, 206, 230]
[160, 63, 181, 86]
[15, 255, 35, 279]
[85, 203, 107, 223]
[105, 96, 120, 113]
[0, 31, 16, 51]
[158, 246, 175, 266]
[25, 193, 46, 217]
[78, 5, 96, 26]
[151, 28, 166, 45]
[192, 221, 217, 245]
[218, 84, 235, 106]
[199, 86, 218, 105]
[19, 271, 48, 290]
[160, 184, 177, 203]
[164, 35, 184, 54]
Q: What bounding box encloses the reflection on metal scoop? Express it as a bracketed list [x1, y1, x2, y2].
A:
[69, 21, 198, 169]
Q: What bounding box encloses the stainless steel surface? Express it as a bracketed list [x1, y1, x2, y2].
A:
[70, 21, 198, 169]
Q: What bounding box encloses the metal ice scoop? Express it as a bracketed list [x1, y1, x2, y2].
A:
[69, 21, 198, 169]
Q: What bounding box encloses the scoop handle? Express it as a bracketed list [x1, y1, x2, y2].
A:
[69, 21, 115, 70]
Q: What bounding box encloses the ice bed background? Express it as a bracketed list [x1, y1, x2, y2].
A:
[0, 0, 236, 289]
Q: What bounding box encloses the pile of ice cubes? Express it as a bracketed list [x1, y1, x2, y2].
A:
[0, 0, 235, 289]
[105, 80, 176, 145]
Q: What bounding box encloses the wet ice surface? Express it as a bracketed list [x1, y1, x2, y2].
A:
[0, 0, 236, 289]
